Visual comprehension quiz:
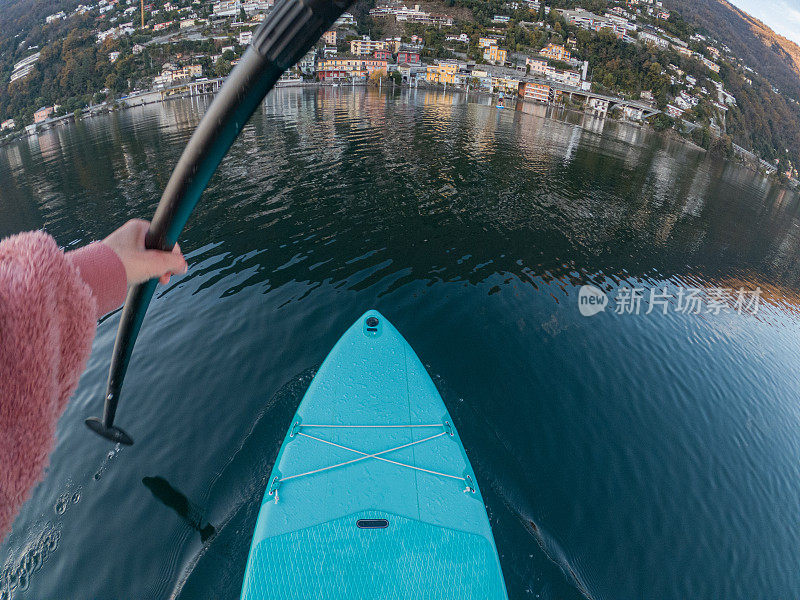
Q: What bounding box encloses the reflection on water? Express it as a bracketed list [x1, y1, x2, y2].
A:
[1, 87, 800, 600]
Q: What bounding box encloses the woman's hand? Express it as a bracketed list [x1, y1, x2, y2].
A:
[103, 219, 188, 286]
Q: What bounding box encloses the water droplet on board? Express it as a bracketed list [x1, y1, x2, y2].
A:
[72, 491, 81, 504]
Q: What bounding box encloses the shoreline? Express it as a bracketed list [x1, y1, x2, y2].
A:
[0, 82, 788, 189]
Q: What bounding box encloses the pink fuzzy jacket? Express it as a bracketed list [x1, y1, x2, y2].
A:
[0, 231, 127, 542]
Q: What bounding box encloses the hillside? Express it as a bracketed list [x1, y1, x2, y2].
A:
[664, 0, 800, 99]
[2, 0, 800, 172]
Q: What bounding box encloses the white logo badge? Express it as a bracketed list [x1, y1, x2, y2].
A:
[578, 285, 608, 317]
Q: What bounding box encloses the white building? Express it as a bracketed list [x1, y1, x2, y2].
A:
[108, 51, 121, 63]
[369, 4, 452, 26]
[445, 33, 469, 44]
[297, 49, 316, 74]
[525, 57, 581, 87]
[242, 0, 273, 15]
[334, 12, 355, 27]
[213, 0, 241, 17]
[9, 52, 40, 83]
[45, 11, 67, 24]
[638, 30, 668, 49]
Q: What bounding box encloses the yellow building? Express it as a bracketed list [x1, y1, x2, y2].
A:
[479, 37, 498, 48]
[490, 76, 520, 94]
[318, 57, 388, 78]
[384, 37, 402, 53]
[540, 43, 570, 61]
[350, 38, 387, 55]
[425, 61, 464, 84]
[483, 45, 507, 64]
[323, 29, 337, 45]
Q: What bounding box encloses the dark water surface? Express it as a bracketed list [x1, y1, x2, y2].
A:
[2, 87, 800, 600]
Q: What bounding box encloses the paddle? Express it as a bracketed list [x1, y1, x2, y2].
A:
[86, 0, 353, 445]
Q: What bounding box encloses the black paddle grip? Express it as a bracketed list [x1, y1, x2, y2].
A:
[252, 0, 349, 68]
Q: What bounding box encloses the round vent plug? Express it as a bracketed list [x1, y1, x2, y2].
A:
[366, 317, 379, 327]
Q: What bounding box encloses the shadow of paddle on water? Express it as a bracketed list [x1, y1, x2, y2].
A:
[142, 476, 216, 543]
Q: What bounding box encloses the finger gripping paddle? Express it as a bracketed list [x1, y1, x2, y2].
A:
[86, 0, 352, 445]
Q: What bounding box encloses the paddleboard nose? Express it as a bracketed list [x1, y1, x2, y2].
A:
[359, 310, 387, 337]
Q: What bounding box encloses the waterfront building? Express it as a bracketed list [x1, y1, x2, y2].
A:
[490, 75, 521, 94]
[34, 106, 56, 123]
[525, 57, 581, 86]
[154, 64, 203, 87]
[396, 63, 426, 83]
[520, 81, 555, 103]
[317, 57, 388, 79]
[425, 60, 468, 85]
[374, 49, 392, 60]
[587, 97, 609, 114]
[297, 50, 316, 74]
[317, 68, 348, 81]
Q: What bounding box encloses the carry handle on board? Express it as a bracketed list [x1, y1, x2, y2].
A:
[85, 0, 353, 445]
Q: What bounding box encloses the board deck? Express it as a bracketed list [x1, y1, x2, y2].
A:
[240, 310, 508, 599]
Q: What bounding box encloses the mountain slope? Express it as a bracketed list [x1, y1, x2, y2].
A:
[664, 0, 800, 99]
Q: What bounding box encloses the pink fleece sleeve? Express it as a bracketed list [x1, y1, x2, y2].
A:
[0, 232, 127, 541]
[67, 241, 128, 319]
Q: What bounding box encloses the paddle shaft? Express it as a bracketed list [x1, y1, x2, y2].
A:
[92, 0, 353, 442]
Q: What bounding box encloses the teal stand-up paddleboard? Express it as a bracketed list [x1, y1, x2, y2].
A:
[241, 311, 508, 599]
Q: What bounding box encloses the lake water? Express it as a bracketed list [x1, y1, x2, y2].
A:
[1, 86, 800, 600]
